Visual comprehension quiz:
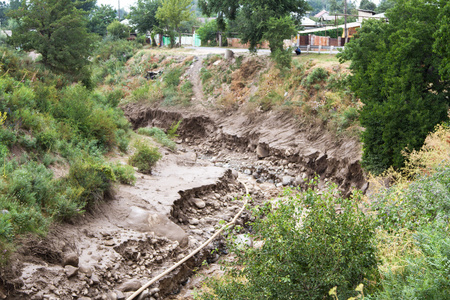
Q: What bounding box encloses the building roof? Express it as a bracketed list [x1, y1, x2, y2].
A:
[298, 22, 361, 34]
[301, 16, 317, 27]
[314, 10, 329, 18]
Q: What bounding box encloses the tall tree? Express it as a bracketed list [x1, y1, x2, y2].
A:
[129, 0, 161, 34]
[88, 4, 116, 36]
[72, 0, 96, 12]
[338, 0, 450, 174]
[199, 0, 309, 52]
[359, 0, 376, 11]
[155, 0, 193, 47]
[8, 0, 97, 75]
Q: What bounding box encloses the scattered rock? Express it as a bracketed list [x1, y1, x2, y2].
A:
[256, 143, 269, 159]
[137, 289, 150, 300]
[64, 265, 79, 278]
[282, 176, 293, 186]
[62, 252, 79, 267]
[79, 265, 93, 277]
[118, 279, 142, 292]
[189, 218, 200, 225]
[192, 198, 206, 209]
[149, 287, 160, 296]
[115, 290, 125, 300]
[91, 273, 100, 284]
[147, 214, 188, 247]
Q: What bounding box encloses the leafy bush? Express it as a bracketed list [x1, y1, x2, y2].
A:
[167, 120, 182, 139]
[128, 140, 162, 174]
[199, 182, 378, 300]
[164, 67, 183, 87]
[197, 20, 218, 46]
[110, 162, 136, 185]
[373, 167, 450, 231]
[68, 160, 116, 208]
[137, 127, 176, 150]
[106, 21, 130, 40]
[372, 222, 450, 300]
[302, 67, 329, 87]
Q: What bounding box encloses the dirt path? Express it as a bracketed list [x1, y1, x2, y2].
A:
[184, 55, 211, 113]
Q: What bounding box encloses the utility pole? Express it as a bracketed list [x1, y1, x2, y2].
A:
[344, 0, 348, 44]
[118, 0, 121, 21]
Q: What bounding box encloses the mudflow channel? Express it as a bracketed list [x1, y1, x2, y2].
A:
[2, 106, 366, 300]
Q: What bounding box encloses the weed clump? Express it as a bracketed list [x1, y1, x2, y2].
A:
[128, 140, 162, 174]
[137, 127, 177, 151]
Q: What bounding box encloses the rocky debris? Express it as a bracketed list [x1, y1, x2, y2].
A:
[147, 214, 188, 247]
[64, 265, 79, 278]
[192, 198, 206, 209]
[256, 143, 270, 159]
[118, 279, 142, 292]
[62, 252, 79, 267]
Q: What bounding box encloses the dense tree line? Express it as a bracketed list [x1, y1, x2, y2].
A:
[338, 0, 450, 174]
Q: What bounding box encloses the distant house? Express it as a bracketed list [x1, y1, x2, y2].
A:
[301, 16, 318, 29]
[357, 9, 388, 22]
[314, 10, 337, 22]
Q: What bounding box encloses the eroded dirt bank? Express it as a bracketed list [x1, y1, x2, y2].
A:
[124, 104, 366, 197]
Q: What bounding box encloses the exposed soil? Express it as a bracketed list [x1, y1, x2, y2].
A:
[1, 52, 366, 300]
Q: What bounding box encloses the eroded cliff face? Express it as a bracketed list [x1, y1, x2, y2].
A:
[124, 103, 366, 198]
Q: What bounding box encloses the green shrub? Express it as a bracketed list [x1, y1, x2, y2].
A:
[128, 140, 162, 174]
[199, 182, 379, 300]
[167, 120, 182, 139]
[260, 91, 283, 111]
[372, 221, 450, 300]
[164, 67, 183, 87]
[106, 21, 130, 40]
[0, 128, 16, 147]
[200, 67, 212, 84]
[373, 167, 450, 231]
[137, 127, 177, 150]
[68, 160, 115, 208]
[110, 162, 136, 185]
[302, 67, 329, 87]
[7, 162, 55, 207]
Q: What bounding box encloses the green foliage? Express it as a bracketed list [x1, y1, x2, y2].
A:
[68, 160, 115, 208]
[372, 167, 450, 231]
[156, 0, 193, 47]
[264, 16, 297, 53]
[167, 120, 182, 139]
[88, 4, 117, 36]
[359, 0, 376, 11]
[8, 0, 97, 75]
[200, 0, 309, 52]
[338, 0, 450, 174]
[300, 28, 343, 37]
[128, 140, 162, 174]
[107, 20, 130, 40]
[129, 0, 161, 34]
[110, 162, 136, 185]
[137, 127, 177, 150]
[199, 183, 378, 300]
[163, 67, 183, 87]
[373, 222, 450, 300]
[197, 19, 218, 46]
[302, 67, 329, 87]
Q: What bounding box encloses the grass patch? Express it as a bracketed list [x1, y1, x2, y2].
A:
[137, 127, 177, 151]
